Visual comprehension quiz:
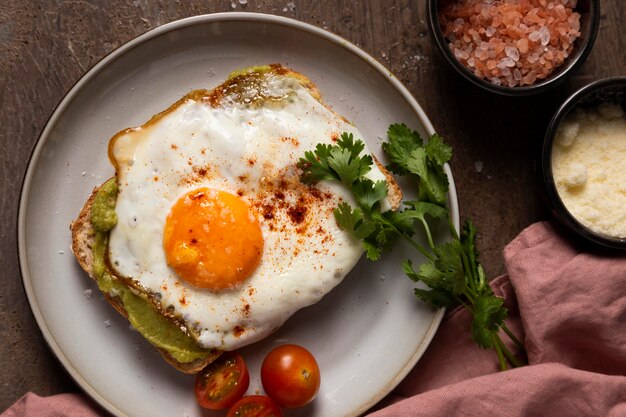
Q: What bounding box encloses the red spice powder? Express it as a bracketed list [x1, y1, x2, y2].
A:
[439, 0, 581, 87]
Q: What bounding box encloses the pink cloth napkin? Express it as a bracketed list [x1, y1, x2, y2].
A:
[3, 222, 626, 417]
[369, 221, 626, 416]
[1, 393, 108, 417]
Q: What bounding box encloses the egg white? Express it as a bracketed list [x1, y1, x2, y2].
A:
[107, 71, 390, 350]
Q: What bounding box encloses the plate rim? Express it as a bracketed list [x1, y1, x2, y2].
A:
[17, 12, 459, 417]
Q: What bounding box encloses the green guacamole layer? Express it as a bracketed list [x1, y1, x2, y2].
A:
[90, 179, 211, 364]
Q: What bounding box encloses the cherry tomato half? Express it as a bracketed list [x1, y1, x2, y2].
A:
[226, 395, 282, 417]
[194, 351, 250, 410]
[260, 344, 321, 408]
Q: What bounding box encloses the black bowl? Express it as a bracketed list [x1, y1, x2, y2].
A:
[542, 77, 626, 249]
[427, 0, 600, 96]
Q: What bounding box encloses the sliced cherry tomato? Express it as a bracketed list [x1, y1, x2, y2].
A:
[194, 351, 250, 410]
[226, 395, 282, 417]
[260, 344, 321, 408]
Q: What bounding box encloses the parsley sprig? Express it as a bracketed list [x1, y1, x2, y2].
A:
[298, 125, 525, 370]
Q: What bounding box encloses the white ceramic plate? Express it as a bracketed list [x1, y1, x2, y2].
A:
[18, 13, 458, 417]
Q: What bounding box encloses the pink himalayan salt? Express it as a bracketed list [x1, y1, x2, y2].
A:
[439, 0, 581, 87]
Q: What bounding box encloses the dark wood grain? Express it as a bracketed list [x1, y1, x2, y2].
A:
[1, 0, 624, 411]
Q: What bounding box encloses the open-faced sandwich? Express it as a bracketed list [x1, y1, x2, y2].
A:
[70, 64, 401, 373]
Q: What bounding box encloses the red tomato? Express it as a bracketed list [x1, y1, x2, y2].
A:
[226, 395, 282, 417]
[260, 344, 321, 408]
[194, 351, 250, 410]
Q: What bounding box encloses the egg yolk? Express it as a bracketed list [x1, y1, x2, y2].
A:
[163, 188, 263, 291]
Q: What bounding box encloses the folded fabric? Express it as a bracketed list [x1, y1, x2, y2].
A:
[368, 221, 626, 416]
[1, 392, 108, 417]
[3, 222, 625, 417]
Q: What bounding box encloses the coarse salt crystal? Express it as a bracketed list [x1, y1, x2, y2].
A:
[540, 27, 551, 45]
[454, 49, 470, 60]
[523, 70, 538, 84]
[474, 161, 484, 173]
[505, 46, 520, 61]
[84, 289, 93, 299]
[516, 38, 530, 54]
[104, 319, 112, 327]
[486, 26, 496, 37]
[498, 57, 515, 68]
[528, 31, 542, 42]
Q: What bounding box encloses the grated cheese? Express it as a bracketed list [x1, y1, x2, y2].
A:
[551, 103, 626, 239]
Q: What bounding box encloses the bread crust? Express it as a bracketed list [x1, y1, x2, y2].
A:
[373, 155, 402, 211]
[70, 182, 220, 374]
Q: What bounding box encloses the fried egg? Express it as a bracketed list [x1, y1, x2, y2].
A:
[107, 65, 392, 351]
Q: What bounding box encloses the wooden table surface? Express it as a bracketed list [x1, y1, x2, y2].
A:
[1, 0, 624, 413]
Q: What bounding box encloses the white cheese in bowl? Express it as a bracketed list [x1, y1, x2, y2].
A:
[551, 103, 626, 239]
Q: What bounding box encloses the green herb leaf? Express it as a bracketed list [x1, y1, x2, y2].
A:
[383, 123, 424, 175]
[431, 241, 466, 296]
[383, 126, 451, 206]
[353, 179, 388, 214]
[362, 239, 382, 261]
[328, 145, 372, 185]
[298, 144, 337, 183]
[337, 132, 366, 160]
[414, 287, 457, 309]
[471, 295, 508, 349]
[297, 134, 372, 186]
[402, 260, 420, 282]
[416, 261, 445, 288]
[334, 202, 363, 232]
[425, 133, 452, 167]
[383, 210, 417, 237]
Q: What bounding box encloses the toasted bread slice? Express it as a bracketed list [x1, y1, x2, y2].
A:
[70, 182, 221, 374]
[70, 64, 401, 374]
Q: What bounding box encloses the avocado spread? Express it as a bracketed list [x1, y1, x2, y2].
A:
[90, 179, 212, 363]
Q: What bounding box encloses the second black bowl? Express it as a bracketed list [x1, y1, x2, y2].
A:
[542, 76, 626, 249]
